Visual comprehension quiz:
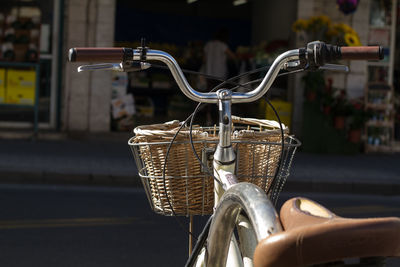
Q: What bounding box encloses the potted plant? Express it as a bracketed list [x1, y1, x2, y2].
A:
[331, 89, 349, 130]
[319, 78, 333, 115]
[347, 100, 370, 143]
[302, 71, 325, 102]
[322, 94, 334, 115]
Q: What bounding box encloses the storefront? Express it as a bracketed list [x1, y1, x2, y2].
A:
[0, 0, 63, 133]
[109, 0, 297, 131]
[104, 0, 399, 154]
[15, 0, 396, 155]
[293, 0, 400, 153]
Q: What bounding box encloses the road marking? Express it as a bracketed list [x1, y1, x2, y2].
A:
[1, 206, 397, 230]
[332, 205, 400, 216]
[0, 217, 142, 230]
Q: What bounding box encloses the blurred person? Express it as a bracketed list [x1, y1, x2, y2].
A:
[202, 28, 237, 124]
[203, 28, 236, 82]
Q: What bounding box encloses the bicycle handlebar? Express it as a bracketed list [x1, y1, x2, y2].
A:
[340, 46, 383, 60]
[145, 49, 299, 103]
[68, 47, 299, 104]
[68, 47, 132, 62]
[68, 42, 383, 104]
[305, 42, 383, 68]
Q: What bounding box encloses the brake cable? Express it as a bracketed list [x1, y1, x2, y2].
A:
[152, 63, 304, 241]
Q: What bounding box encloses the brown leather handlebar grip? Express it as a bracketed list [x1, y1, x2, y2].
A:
[340, 46, 383, 60]
[68, 47, 133, 62]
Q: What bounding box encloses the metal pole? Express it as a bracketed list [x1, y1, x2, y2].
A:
[189, 215, 193, 256]
[388, 0, 397, 85]
[33, 63, 40, 138]
[55, 0, 65, 131]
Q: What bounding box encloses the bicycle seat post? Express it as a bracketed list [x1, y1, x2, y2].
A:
[213, 89, 237, 206]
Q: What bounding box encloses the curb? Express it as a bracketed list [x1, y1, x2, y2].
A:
[0, 130, 131, 142]
[0, 131, 68, 141]
[0, 170, 142, 187]
[1, 170, 399, 196]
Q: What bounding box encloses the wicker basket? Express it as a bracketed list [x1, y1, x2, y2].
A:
[129, 116, 300, 216]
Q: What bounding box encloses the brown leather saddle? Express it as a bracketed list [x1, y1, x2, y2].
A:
[254, 197, 400, 267]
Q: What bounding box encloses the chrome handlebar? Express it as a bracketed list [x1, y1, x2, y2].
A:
[134, 49, 300, 104]
[76, 48, 302, 104]
[71, 41, 383, 104]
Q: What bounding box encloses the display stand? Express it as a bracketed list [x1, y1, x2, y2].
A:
[0, 62, 41, 136]
[364, 0, 398, 153]
[367, 0, 397, 85]
[364, 82, 394, 153]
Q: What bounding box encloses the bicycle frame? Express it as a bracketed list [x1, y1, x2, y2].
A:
[70, 41, 385, 267]
[144, 49, 296, 267]
[75, 46, 305, 267]
[200, 89, 283, 266]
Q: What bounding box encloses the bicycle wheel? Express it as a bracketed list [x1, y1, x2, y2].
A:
[236, 214, 258, 266]
[205, 182, 282, 266]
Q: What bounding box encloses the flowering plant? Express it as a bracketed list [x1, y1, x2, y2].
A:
[337, 0, 359, 15]
[302, 71, 325, 101]
[292, 15, 361, 46]
[330, 88, 350, 116]
[347, 99, 370, 129]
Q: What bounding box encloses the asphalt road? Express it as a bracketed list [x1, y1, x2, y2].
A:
[0, 184, 399, 267]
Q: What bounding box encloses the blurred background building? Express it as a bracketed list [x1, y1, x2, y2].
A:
[0, 0, 398, 153]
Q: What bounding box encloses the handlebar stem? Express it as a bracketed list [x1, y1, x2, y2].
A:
[133, 49, 300, 104]
[214, 89, 236, 165]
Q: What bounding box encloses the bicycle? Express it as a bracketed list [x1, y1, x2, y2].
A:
[68, 40, 400, 267]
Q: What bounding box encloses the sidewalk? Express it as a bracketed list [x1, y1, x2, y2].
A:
[0, 132, 137, 186]
[285, 151, 400, 195]
[0, 133, 399, 195]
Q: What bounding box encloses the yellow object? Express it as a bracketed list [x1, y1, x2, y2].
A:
[292, 19, 309, 32]
[292, 15, 361, 46]
[344, 32, 362, 46]
[261, 99, 292, 130]
[0, 69, 5, 103]
[6, 69, 36, 105]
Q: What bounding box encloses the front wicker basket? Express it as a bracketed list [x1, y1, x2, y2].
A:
[129, 116, 300, 216]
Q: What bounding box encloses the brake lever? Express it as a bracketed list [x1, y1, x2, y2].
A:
[77, 61, 151, 72]
[319, 64, 349, 72]
[284, 59, 305, 69]
[78, 63, 121, 72]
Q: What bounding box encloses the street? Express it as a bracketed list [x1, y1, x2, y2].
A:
[0, 184, 399, 267]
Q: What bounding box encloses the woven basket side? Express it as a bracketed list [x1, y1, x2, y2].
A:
[235, 135, 283, 192]
[132, 119, 289, 216]
[136, 136, 214, 216]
